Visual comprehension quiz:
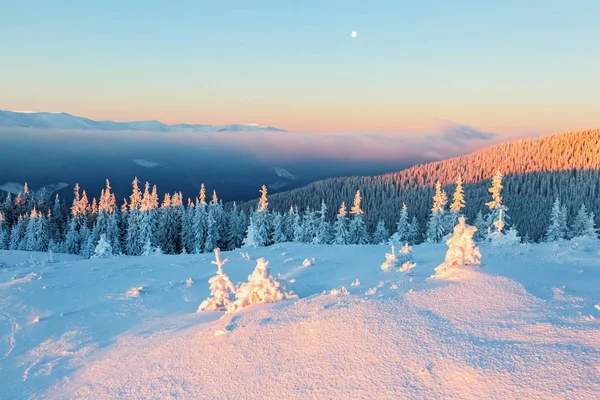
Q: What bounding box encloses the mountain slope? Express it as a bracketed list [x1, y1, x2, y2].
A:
[0, 110, 285, 132]
[241, 129, 600, 241]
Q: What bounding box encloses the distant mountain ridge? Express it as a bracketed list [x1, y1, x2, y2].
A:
[0, 110, 286, 132]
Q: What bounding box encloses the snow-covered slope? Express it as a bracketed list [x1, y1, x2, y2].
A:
[1, 241, 599, 398]
[0, 110, 286, 132]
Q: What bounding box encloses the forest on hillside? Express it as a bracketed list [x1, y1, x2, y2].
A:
[239, 129, 600, 240]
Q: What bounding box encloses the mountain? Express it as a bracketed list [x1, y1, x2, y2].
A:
[239, 129, 600, 241]
[0, 110, 286, 132]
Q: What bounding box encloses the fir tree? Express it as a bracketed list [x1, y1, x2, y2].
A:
[372, 220, 389, 244]
[426, 182, 449, 243]
[271, 213, 287, 244]
[473, 210, 487, 242]
[449, 174, 466, 226]
[545, 197, 568, 242]
[390, 203, 410, 245]
[348, 190, 369, 244]
[243, 185, 271, 247]
[0, 212, 8, 250]
[9, 216, 28, 250]
[192, 202, 207, 253]
[204, 205, 220, 252]
[408, 216, 420, 244]
[313, 200, 331, 244]
[569, 204, 597, 239]
[283, 206, 296, 242]
[333, 202, 350, 245]
[24, 208, 49, 252]
[485, 169, 510, 235]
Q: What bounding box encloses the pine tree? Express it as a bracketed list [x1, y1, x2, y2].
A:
[79, 224, 93, 258]
[372, 220, 389, 244]
[92, 234, 113, 258]
[159, 194, 179, 254]
[0, 212, 8, 250]
[449, 174, 466, 226]
[545, 197, 568, 242]
[426, 182, 449, 243]
[485, 169, 510, 235]
[24, 208, 49, 252]
[313, 200, 331, 244]
[390, 203, 410, 245]
[9, 216, 28, 250]
[408, 216, 420, 244]
[204, 205, 220, 252]
[283, 206, 296, 242]
[271, 213, 287, 244]
[333, 202, 350, 245]
[582, 212, 598, 239]
[348, 190, 369, 244]
[226, 203, 245, 250]
[192, 202, 207, 253]
[473, 210, 487, 242]
[243, 185, 271, 247]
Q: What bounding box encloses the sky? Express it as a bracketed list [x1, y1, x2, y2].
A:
[1, 0, 599, 135]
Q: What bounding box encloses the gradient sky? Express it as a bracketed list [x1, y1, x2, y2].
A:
[1, 0, 599, 134]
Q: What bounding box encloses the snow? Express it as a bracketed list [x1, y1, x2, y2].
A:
[1, 241, 599, 398]
[0, 110, 286, 132]
[273, 167, 296, 180]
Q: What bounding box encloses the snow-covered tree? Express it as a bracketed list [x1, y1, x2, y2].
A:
[333, 202, 349, 245]
[313, 200, 332, 244]
[300, 207, 317, 243]
[426, 181, 449, 243]
[226, 203, 246, 250]
[569, 204, 598, 239]
[372, 220, 389, 244]
[92, 234, 113, 258]
[0, 212, 8, 250]
[408, 216, 420, 244]
[348, 190, 369, 244]
[243, 185, 271, 247]
[390, 203, 410, 245]
[291, 207, 303, 242]
[192, 201, 207, 253]
[271, 213, 287, 244]
[449, 175, 465, 226]
[204, 204, 220, 253]
[473, 210, 487, 242]
[381, 245, 398, 272]
[9, 216, 27, 250]
[158, 194, 179, 254]
[397, 243, 413, 264]
[24, 208, 49, 252]
[545, 197, 568, 242]
[398, 243, 416, 274]
[433, 217, 481, 279]
[485, 169, 510, 235]
[228, 257, 286, 313]
[283, 206, 296, 242]
[197, 248, 236, 312]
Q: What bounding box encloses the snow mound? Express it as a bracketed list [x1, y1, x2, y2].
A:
[126, 287, 146, 298]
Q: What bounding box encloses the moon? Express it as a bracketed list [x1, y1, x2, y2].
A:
[351, 31, 357, 38]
